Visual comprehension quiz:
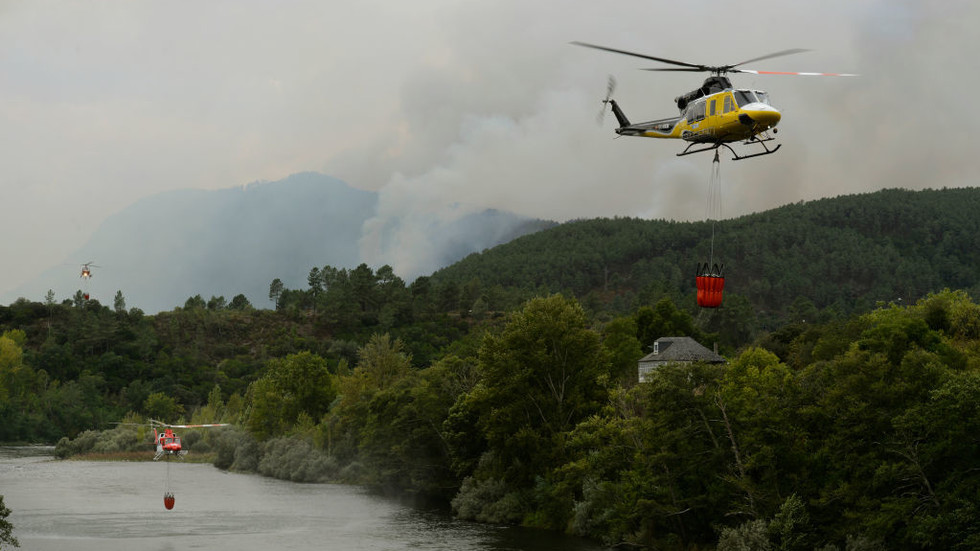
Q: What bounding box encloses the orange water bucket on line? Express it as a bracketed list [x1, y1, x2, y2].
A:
[164, 493, 175, 510]
[696, 274, 725, 308]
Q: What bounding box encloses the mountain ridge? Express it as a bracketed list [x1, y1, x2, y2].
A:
[3, 172, 554, 313]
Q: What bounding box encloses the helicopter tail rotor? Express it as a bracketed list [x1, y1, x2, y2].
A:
[596, 75, 617, 124]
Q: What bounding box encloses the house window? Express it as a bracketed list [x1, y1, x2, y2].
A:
[653, 341, 659, 354]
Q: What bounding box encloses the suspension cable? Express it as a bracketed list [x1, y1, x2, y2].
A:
[705, 149, 722, 269]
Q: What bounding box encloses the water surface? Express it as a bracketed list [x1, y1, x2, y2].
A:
[0, 447, 602, 551]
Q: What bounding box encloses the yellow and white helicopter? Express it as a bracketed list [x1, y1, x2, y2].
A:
[573, 42, 855, 160]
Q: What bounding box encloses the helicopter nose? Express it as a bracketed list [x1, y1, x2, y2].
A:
[745, 107, 781, 129]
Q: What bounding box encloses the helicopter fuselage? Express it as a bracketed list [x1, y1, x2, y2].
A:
[612, 87, 781, 145]
[153, 427, 186, 460]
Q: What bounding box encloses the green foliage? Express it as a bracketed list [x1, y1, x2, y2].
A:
[258, 437, 338, 482]
[451, 476, 525, 524]
[54, 423, 146, 459]
[228, 294, 252, 310]
[600, 316, 643, 384]
[356, 358, 473, 497]
[246, 351, 336, 440]
[471, 295, 610, 488]
[717, 519, 771, 551]
[184, 295, 206, 310]
[768, 494, 812, 551]
[432, 188, 980, 329]
[143, 392, 183, 422]
[635, 298, 702, 347]
[268, 278, 284, 309]
[213, 426, 260, 471]
[320, 334, 417, 478]
[0, 494, 18, 549]
[354, 333, 412, 390]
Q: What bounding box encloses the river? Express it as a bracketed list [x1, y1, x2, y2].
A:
[0, 447, 604, 551]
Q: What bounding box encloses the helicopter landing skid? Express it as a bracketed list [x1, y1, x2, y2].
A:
[677, 137, 781, 161]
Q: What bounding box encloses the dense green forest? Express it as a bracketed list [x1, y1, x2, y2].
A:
[3, 188, 980, 549]
[430, 187, 980, 326]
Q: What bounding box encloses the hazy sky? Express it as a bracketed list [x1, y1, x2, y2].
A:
[2, 0, 976, 297]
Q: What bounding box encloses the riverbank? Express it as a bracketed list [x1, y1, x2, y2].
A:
[68, 450, 218, 463]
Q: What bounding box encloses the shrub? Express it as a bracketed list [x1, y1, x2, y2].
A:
[451, 477, 524, 524]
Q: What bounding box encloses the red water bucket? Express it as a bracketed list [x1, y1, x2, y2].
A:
[164, 493, 175, 510]
[696, 275, 725, 308]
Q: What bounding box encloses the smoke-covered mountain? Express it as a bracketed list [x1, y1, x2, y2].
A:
[4, 172, 554, 313]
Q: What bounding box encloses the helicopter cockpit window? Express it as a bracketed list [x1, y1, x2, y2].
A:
[734, 90, 757, 107]
[723, 95, 733, 113]
[755, 91, 770, 105]
[688, 101, 706, 122]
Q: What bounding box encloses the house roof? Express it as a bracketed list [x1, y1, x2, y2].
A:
[638, 336, 725, 364]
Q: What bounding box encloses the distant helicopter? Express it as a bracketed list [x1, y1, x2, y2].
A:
[572, 42, 856, 160]
[79, 262, 99, 301]
[80, 261, 98, 279]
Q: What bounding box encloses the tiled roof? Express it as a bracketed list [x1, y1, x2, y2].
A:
[638, 336, 725, 364]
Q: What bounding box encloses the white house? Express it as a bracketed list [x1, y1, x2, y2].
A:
[637, 336, 726, 382]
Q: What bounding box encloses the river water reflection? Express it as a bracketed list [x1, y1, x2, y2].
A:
[0, 447, 604, 551]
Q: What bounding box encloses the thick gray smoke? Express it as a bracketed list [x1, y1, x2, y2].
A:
[3, 0, 977, 297]
[338, 0, 980, 276]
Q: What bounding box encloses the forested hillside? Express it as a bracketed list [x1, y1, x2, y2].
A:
[4, 187, 980, 549]
[431, 187, 980, 327]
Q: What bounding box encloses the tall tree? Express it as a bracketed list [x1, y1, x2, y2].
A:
[473, 294, 610, 486]
[349, 263, 377, 313]
[228, 294, 252, 310]
[635, 297, 701, 348]
[354, 333, 412, 390]
[246, 351, 336, 440]
[308, 267, 323, 314]
[113, 290, 126, 313]
[268, 278, 284, 310]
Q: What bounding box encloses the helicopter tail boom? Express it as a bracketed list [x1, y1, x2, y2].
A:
[605, 99, 631, 128]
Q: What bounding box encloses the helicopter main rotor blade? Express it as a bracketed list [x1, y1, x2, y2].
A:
[642, 68, 707, 73]
[573, 41, 854, 77]
[732, 48, 810, 68]
[736, 69, 859, 76]
[166, 423, 231, 428]
[571, 41, 706, 70]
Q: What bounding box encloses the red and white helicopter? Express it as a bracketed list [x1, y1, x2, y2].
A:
[149, 420, 229, 509]
[151, 420, 229, 461]
[80, 261, 98, 279]
[79, 261, 98, 301]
